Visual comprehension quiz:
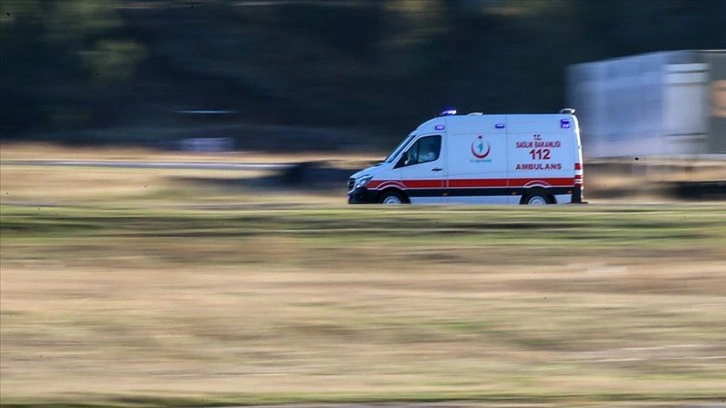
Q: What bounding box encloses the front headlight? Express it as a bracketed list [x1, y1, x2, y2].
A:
[355, 175, 373, 189]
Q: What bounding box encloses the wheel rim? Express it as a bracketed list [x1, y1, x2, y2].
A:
[382, 195, 402, 205]
[527, 195, 547, 205]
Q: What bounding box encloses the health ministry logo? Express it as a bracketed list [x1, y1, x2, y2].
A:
[471, 135, 491, 159]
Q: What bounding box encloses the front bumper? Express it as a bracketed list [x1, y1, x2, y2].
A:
[347, 187, 378, 204]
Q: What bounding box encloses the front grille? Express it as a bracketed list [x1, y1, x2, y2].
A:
[347, 177, 355, 191]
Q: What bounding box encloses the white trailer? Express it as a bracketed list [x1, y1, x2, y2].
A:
[567, 50, 726, 159]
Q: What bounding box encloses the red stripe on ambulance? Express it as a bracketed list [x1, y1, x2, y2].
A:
[368, 178, 575, 190]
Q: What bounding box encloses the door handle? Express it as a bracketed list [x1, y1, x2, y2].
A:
[431, 168, 443, 172]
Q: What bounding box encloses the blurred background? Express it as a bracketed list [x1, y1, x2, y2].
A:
[3, 2, 726, 406]
[1, 0, 725, 154]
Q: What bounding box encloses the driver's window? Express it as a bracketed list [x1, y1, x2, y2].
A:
[404, 135, 441, 166]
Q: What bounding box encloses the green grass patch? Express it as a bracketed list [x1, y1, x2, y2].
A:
[2, 205, 724, 247]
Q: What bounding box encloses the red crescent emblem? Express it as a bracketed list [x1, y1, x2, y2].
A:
[471, 135, 491, 159]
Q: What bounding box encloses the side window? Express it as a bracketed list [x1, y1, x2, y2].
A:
[404, 135, 441, 166]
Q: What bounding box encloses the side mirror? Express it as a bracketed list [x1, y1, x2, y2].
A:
[394, 152, 408, 169]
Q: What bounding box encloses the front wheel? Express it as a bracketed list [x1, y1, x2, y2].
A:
[379, 191, 405, 205]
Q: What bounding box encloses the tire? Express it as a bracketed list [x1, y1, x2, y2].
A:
[379, 190, 405, 205]
[523, 192, 549, 205]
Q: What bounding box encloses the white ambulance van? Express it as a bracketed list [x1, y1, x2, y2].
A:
[347, 109, 584, 205]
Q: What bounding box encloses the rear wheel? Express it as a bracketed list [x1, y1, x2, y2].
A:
[523, 191, 549, 205]
[379, 191, 405, 205]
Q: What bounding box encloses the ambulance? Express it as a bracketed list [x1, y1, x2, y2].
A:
[347, 109, 584, 205]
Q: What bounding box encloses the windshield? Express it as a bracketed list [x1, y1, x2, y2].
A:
[384, 132, 416, 163]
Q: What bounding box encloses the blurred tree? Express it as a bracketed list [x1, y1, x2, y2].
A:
[376, 0, 448, 79]
[0, 0, 146, 135]
[2, 0, 725, 145]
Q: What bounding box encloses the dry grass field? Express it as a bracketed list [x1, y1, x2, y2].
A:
[1, 144, 726, 407]
[0, 142, 381, 166]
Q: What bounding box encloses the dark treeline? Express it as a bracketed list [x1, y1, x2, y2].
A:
[1, 0, 725, 147]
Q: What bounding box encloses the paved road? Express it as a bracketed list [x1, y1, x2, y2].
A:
[1, 160, 293, 171]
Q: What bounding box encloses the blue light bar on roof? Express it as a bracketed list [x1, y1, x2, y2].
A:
[439, 109, 457, 116]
